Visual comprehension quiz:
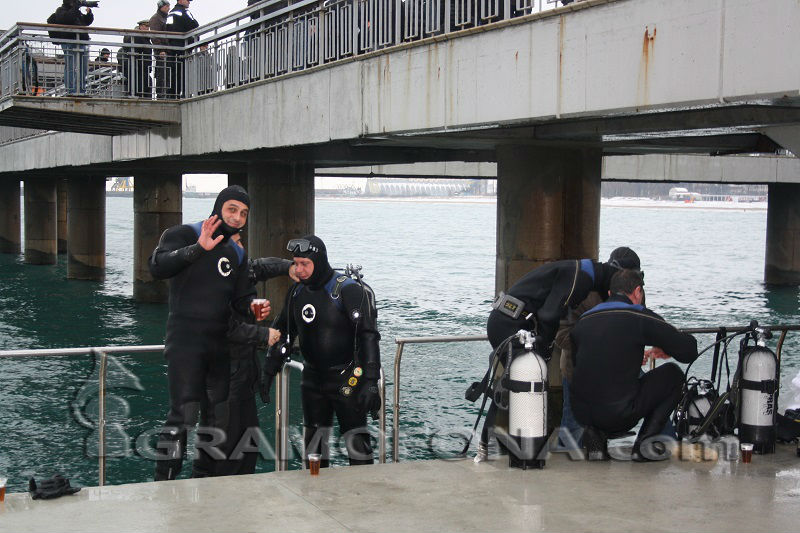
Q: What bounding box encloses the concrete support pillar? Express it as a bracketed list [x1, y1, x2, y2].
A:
[765, 183, 800, 285]
[24, 178, 58, 264]
[0, 180, 21, 254]
[134, 173, 182, 302]
[496, 146, 602, 430]
[57, 179, 68, 254]
[67, 177, 106, 280]
[495, 146, 602, 293]
[247, 162, 314, 305]
[228, 172, 249, 248]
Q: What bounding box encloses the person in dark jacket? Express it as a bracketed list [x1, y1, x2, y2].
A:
[119, 21, 152, 97]
[217, 257, 297, 476]
[263, 236, 382, 468]
[165, 0, 199, 98]
[148, 185, 265, 480]
[570, 269, 699, 461]
[149, 1, 171, 99]
[47, 0, 94, 94]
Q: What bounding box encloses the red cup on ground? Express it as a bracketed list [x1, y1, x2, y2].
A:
[741, 443, 753, 463]
[251, 299, 268, 321]
[0, 477, 7, 502]
[308, 454, 321, 476]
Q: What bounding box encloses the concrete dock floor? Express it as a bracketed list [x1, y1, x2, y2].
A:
[1, 444, 798, 533]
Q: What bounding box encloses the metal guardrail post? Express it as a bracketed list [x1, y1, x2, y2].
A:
[96, 348, 107, 487]
[379, 368, 386, 463]
[392, 341, 405, 463]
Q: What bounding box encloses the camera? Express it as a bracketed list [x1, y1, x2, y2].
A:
[78, 1, 100, 8]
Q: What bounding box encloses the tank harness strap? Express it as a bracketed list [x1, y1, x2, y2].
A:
[740, 378, 777, 394]
[501, 377, 547, 393]
[331, 275, 348, 299]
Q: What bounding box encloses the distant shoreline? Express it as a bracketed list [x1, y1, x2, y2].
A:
[105, 192, 768, 210]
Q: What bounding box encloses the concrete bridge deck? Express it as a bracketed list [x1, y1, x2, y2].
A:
[1, 444, 798, 533]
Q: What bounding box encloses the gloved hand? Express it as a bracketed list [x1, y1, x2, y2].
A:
[356, 379, 381, 415]
[29, 475, 81, 500]
[259, 345, 286, 404]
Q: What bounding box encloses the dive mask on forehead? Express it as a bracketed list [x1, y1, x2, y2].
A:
[287, 239, 319, 254]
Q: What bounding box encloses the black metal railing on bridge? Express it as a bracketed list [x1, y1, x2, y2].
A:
[0, 0, 575, 102]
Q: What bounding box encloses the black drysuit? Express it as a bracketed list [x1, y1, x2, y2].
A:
[487, 259, 617, 354]
[268, 272, 381, 467]
[217, 257, 292, 476]
[148, 222, 254, 480]
[570, 295, 698, 448]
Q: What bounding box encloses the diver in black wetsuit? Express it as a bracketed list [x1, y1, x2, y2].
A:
[149, 185, 267, 480]
[264, 235, 382, 467]
[217, 257, 296, 476]
[475, 256, 627, 460]
[570, 269, 699, 461]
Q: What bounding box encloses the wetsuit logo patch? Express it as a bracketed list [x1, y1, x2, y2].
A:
[301, 304, 316, 323]
[218, 257, 232, 277]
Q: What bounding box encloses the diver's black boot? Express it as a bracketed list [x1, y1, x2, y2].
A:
[583, 426, 610, 461]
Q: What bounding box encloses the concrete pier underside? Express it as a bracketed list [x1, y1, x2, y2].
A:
[23, 178, 57, 265]
[1, 445, 798, 533]
[248, 162, 314, 304]
[0, 180, 20, 254]
[67, 177, 106, 280]
[133, 174, 182, 302]
[765, 183, 800, 285]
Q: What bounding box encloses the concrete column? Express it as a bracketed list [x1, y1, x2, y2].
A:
[24, 178, 58, 264]
[496, 146, 602, 431]
[57, 179, 68, 254]
[495, 146, 601, 293]
[228, 172, 249, 249]
[765, 183, 800, 285]
[67, 177, 106, 280]
[0, 180, 21, 254]
[134, 173, 182, 302]
[248, 161, 314, 305]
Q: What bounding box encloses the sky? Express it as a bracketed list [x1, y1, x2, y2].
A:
[0, 1, 248, 32]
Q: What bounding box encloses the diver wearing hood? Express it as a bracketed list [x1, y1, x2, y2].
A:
[148, 185, 263, 480]
[265, 235, 382, 467]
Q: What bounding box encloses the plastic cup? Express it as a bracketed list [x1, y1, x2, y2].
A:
[0, 477, 6, 502]
[251, 299, 268, 321]
[741, 443, 754, 463]
[308, 454, 321, 476]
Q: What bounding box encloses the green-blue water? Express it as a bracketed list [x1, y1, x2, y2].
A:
[1, 197, 798, 492]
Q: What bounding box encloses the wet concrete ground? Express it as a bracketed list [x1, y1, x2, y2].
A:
[1, 443, 798, 532]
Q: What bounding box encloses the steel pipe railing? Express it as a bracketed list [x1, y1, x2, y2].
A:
[0, 344, 165, 486]
[391, 324, 800, 463]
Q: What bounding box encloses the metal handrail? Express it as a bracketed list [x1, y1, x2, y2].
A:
[274, 359, 387, 470]
[391, 324, 800, 463]
[0, 344, 166, 486]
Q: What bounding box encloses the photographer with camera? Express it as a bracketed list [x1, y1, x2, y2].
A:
[47, 1, 97, 95]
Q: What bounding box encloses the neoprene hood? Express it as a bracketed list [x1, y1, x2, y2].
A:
[210, 185, 249, 243]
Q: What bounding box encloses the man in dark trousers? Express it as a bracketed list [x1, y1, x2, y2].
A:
[149, 1, 171, 99]
[570, 269, 699, 461]
[165, 0, 199, 98]
[148, 185, 267, 480]
[264, 236, 382, 468]
[119, 20, 152, 97]
[47, 0, 94, 94]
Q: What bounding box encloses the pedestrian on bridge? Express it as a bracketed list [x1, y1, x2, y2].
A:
[165, 0, 200, 98]
[149, 1, 171, 99]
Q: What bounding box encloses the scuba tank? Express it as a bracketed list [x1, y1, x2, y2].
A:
[735, 321, 778, 454]
[675, 379, 719, 439]
[504, 330, 548, 470]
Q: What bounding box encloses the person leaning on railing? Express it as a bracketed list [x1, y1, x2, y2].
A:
[149, 0, 171, 99]
[119, 20, 153, 97]
[47, 0, 94, 95]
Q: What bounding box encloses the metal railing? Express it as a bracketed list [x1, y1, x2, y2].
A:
[273, 359, 387, 470]
[0, 343, 387, 485]
[0, 345, 165, 487]
[391, 324, 800, 463]
[0, 0, 577, 102]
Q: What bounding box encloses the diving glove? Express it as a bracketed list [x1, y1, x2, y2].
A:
[357, 379, 381, 415]
[29, 475, 81, 500]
